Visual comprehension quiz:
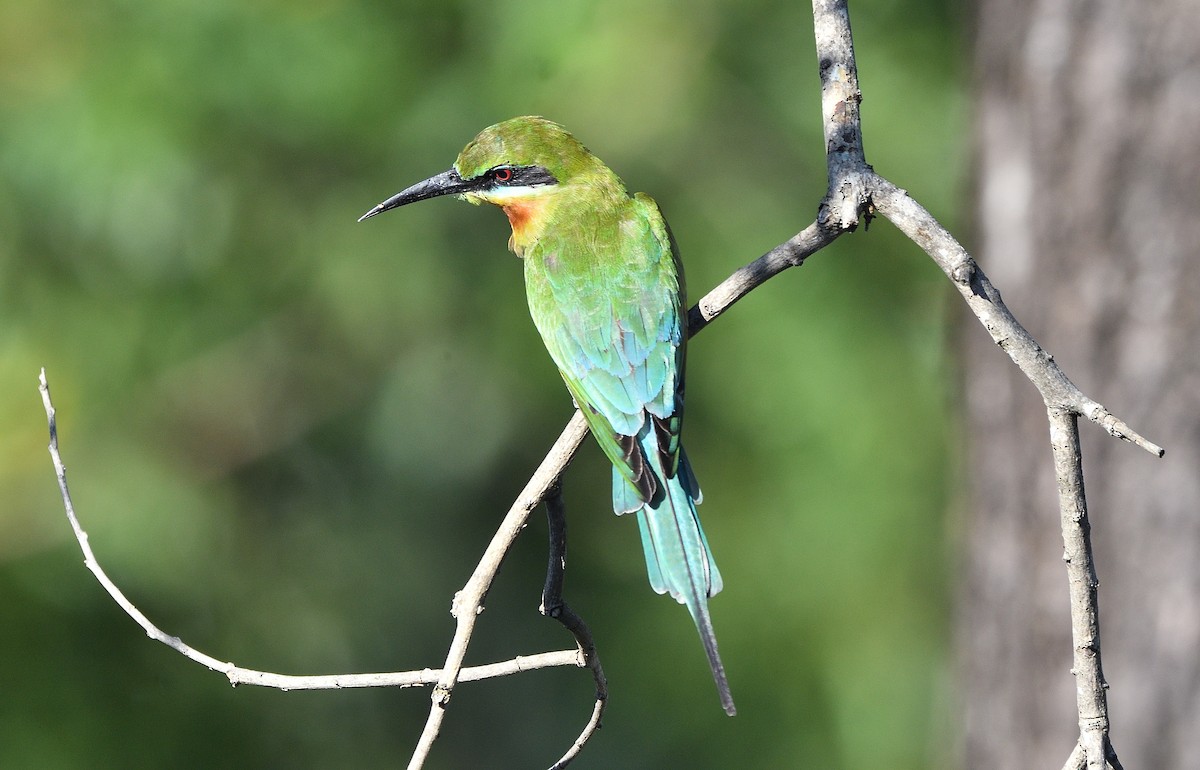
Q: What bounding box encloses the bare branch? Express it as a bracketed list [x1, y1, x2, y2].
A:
[811, 0, 1155, 455]
[871, 178, 1163, 457]
[40, 369, 236, 675]
[228, 650, 585, 690]
[811, 0, 871, 233]
[406, 412, 590, 770]
[688, 222, 836, 335]
[810, 0, 1163, 457]
[1062, 742, 1086, 770]
[1048, 409, 1123, 770]
[807, 1, 1162, 767]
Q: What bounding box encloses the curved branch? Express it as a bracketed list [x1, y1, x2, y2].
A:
[37, 369, 586, 689]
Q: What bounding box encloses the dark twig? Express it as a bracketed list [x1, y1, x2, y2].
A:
[541, 480, 570, 617]
[540, 481, 607, 770]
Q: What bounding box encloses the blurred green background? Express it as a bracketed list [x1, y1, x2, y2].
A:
[0, 0, 966, 767]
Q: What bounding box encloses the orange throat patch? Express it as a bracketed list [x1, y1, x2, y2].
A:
[501, 197, 549, 257]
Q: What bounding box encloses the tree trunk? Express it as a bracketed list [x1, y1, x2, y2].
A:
[962, 0, 1200, 767]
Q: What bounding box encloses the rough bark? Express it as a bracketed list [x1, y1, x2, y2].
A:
[963, 0, 1200, 767]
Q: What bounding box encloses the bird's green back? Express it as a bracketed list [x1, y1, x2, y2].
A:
[523, 185, 686, 498]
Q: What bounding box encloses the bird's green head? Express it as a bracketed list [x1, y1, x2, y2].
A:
[452, 116, 607, 201]
[358, 116, 618, 224]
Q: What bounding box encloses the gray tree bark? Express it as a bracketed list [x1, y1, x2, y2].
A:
[963, 0, 1200, 767]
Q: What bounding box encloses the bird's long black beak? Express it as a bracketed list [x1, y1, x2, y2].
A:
[357, 168, 481, 222]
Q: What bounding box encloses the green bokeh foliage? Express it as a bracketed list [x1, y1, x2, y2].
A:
[0, 0, 965, 767]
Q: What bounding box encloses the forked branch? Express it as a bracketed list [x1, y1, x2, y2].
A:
[810, 2, 1160, 769]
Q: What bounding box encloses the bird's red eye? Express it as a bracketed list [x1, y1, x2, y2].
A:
[493, 167, 513, 183]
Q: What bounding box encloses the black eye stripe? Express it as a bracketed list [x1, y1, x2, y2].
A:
[487, 165, 558, 187]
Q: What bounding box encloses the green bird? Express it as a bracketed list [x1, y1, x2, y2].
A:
[360, 116, 734, 715]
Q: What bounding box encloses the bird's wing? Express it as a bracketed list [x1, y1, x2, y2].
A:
[525, 194, 685, 502]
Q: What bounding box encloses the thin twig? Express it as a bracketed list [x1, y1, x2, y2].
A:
[225, 651, 584, 690]
[38, 368, 586, 690]
[688, 222, 836, 335]
[540, 482, 608, 770]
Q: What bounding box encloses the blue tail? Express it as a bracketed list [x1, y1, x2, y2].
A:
[614, 432, 735, 716]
